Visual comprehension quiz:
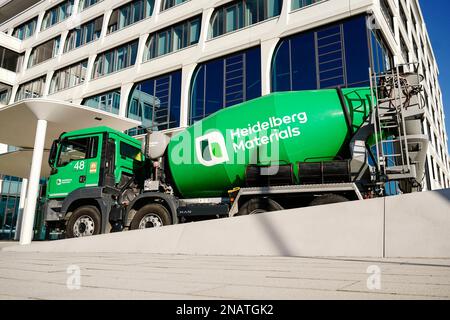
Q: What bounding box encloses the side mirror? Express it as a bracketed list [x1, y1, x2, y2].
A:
[48, 139, 58, 166]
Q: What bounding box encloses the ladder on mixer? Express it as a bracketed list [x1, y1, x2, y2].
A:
[369, 64, 418, 182]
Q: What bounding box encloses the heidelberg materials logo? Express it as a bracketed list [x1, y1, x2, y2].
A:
[195, 132, 229, 167]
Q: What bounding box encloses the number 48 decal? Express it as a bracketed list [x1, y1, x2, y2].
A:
[74, 161, 85, 171]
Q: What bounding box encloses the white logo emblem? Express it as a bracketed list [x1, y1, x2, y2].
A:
[195, 132, 229, 167]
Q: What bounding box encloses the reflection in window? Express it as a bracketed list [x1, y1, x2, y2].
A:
[92, 40, 138, 78]
[144, 15, 201, 61]
[82, 89, 121, 114]
[57, 137, 89, 167]
[50, 60, 88, 94]
[210, 0, 282, 38]
[79, 0, 103, 11]
[107, 0, 155, 34]
[41, 0, 74, 31]
[292, 0, 323, 10]
[12, 17, 38, 40]
[127, 70, 181, 135]
[190, 47, 261, 124]
[15, 76, 47, 102]
[0, 83, 12, 105]
[272, 15, 372, 92]
[28, 36, 61, 67]
[161, 0, 188, 11]
[65, 16, 103, 52]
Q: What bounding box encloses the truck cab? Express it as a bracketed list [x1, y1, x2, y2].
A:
[44, 126, 146, 238]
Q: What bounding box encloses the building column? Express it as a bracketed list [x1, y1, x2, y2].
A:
[20, 120, 47, 245]
[260, 38, 280, 96]
[14, 178, 28, 241]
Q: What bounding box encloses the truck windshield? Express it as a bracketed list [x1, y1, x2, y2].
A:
[57, 138, 89, 167]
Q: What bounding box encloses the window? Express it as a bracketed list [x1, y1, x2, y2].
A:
[0, 83, 12, 105]
[399, 3, 408, 31]
[92, 40, 138, 78]
[41, 0, 74, 31]
[292, 0, 324, 10]
[272, 15, 373, 92]
[144, 15, 201, 61]
[82, 89, 121, 114]
[12, 17, 38, 40]
[161, 0, 188, 11]
[79, 0, 103, 11]
[107, 0, 155, 34]
[400, 35, 409, 62]
[127, 70, 181, 135]
[15, 76, 47, 102]
[190, 46, 261, 124]
[120, 142, 143, 161]
[371, 30, 393, 74]
[50, 60, 88, 94]
[65, 16, 103, 52]
[0, 47, 22, 72]
[210, 0, 282, 38]
[28, 36, 61, 67]
[380, 0, 394, 34]
[57, 137, 98, 167]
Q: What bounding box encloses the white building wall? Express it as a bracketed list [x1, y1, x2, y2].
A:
[0, 0, 449, 189]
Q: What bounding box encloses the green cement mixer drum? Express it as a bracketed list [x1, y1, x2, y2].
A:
[168, 88, 373, 198]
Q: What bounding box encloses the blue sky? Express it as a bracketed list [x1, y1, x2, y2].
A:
[420, 0, 450, 153]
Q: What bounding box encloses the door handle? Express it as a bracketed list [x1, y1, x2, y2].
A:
[79, 176, 86, 183]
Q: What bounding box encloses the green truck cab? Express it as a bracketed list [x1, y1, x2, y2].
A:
[44, 126, 161, 238]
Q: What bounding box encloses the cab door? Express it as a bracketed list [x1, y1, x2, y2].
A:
[47, 135, 102, 198]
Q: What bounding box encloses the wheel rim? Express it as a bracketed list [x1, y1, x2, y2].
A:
[73, 215, 95, 237]
[249, 209, 267, 215]
[138, 214, 163, 229]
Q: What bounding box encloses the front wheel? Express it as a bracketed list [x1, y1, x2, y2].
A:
[130, 204, 172, 230]
[66, 205, 101, 238]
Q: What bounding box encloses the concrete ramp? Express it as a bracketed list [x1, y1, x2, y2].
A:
[4, 189, 450, 258]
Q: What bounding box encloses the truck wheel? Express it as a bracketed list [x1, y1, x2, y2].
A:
[130, 204, 171, 230]
[66, 205, 101, 238]
[309, 194, 349, 207]
[237, 198, 284, 216]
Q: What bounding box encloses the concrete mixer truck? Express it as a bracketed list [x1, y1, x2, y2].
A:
[42, 65, 429, 238]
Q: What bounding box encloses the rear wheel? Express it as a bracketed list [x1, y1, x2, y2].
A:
[130, 204, 171, 230]
[237, 198, 284, 216]
[309, 194, 349, 207]
[66, 205, 101, 238]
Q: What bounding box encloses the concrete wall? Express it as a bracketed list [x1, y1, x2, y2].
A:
[4, 189, 450, 258]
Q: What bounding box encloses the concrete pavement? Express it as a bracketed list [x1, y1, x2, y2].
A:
[0, 251, 449, 300]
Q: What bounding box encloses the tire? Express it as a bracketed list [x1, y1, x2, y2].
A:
[66, 205, 101, 238]
[309, 194, 349, 207]
[130, 203, 172, 230]
[237, 198, 284, 216]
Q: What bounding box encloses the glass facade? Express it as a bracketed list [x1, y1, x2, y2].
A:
[161, 0, 189, 11]
[107, 0, 155, 34]
[82, 89, 121, 114]
[144, 15, 201, 61]
[41, 0, 75, 31]
[79, 0, 103, 11]
[272, 15, 373, 91]
[0, 83, 12, 105]
[190, 46, 261, 124]
[28, 36, 61, 68]
[92, 40, 139, 79]
[127, 70, 182, 135]
[50, 59, 88, 94]
[210, 0, 282, 38]
[0, 46, 22, 72]
[12, 17, 38, 40]
[292, 0, 323, 10]
[64, 16, 103, 52]
[15, 76, 47, 102]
